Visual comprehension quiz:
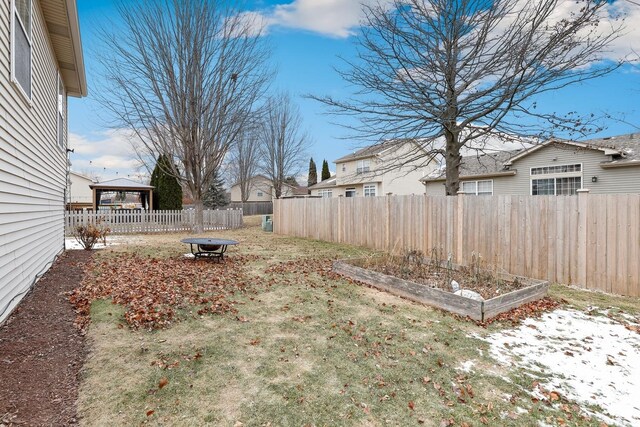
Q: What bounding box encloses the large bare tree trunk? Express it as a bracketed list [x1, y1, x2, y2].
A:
[193, 199, 204, 234]
[444, 131, 461, 195]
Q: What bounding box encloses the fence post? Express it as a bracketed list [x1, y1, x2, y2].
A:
[386, 194, 391, 252]
[456, 191, 465, 264]
[577, 189, 589, 288]
[337, 196, 343, 244]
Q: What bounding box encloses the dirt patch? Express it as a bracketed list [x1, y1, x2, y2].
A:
[0, 250, 91, 426]
[351, 254, 527, 299]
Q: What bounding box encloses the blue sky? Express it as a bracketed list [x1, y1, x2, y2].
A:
[68, 0, 640, 183]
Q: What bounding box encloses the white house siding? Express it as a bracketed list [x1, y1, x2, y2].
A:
[0, 1, 68, 322]
[68, 172, 93, 206]
[230, 177, 297, 202]
[382, 169, 426, 195]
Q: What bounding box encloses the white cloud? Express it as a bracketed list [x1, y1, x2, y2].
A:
[257, 0, 387, 38]
[69, 130, 145, 182]
[254, 0, 639, 63]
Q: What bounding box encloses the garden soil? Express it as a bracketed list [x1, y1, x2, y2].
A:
[0, 250, 91, 426]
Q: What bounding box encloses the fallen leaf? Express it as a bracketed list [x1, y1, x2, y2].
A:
[146, 410, 155, 417]
[158, 377, 169, 389]
[408, 401, 415, 410]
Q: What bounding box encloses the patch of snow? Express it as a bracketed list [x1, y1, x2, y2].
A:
[482, 309, 640, 427]
[454, 289, 484, 301]
[65, 235, 143, 250]
[458, 360, 476, 373]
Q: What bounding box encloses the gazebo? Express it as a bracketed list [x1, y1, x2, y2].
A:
[89, 178, 155, 211]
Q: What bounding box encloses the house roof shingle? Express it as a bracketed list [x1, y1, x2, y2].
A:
[308, 177, 337, 190]
[422, 133, 640, 181]
[334, 140, 406, 163]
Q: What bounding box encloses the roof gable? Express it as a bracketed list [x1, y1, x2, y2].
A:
[334, 140, 414, 163]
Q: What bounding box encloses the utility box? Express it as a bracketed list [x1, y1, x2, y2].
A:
[262, 214, 273, 232]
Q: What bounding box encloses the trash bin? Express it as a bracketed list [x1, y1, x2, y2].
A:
[262, 214, 273, 232]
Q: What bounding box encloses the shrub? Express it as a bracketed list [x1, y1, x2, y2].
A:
[74, 220, 110, 250]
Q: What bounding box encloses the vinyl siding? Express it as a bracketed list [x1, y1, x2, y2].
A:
[423, 144, 640, 196]
[335, 142, 434, 195]
[0, 0, 67, 323]
[230, 177, 297, 202]
[507, 144, 640, 195]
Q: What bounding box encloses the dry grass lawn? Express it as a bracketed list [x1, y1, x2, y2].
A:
[77, 217, 640, 426]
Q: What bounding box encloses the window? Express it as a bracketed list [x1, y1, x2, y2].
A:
[461, 180, 493, 196]
[531, 163, 582, 196]
[11, 0, 32, 99]
[256, 190, 264, 197]
[531, 164, 581, 175]
[356, 159, 370, 174]
[57, 74, 65, 149]
[318, 189, 333, 198]
[363, 184, 376, 197]
[345, 188, 356, 197]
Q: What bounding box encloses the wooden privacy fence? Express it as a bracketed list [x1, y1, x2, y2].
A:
[229, 202, 273, 216]
[65, 209, 243, 235]
[274, 192, 640, 297]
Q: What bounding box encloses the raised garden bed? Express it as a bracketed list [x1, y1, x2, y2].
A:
[333, 256, 549, 322]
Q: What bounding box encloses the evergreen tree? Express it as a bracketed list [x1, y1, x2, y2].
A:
[150, 154, 183, 210]
[203, 172, 229, 209]
[307, 158, 317, 188]
[321, 159, 331, 181]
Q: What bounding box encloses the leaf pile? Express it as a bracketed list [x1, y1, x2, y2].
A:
[477, 297, 563, 326]
[69, 254, 253, 330]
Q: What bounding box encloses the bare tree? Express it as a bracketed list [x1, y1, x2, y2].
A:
[311, 0, 624, 194]
[97, 0, 272, 231]
[228, 120, 261, 202]
[259, 94, 309, 199]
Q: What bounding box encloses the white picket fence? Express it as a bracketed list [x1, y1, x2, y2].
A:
[65, 209, 243, 235]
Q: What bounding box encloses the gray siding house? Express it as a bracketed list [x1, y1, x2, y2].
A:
[0, 0, 86, 323]
[422, 134, 640, 196]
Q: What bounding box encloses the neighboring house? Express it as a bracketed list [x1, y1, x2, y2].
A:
[309, 139, 437, 198]
[422, 134, 640, 196]
[230, 175, 302, 202]
[0, 0, 87, 323]
[67, 171, 95, 210]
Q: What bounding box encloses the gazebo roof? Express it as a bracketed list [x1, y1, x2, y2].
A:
[90, 178, 154, 190]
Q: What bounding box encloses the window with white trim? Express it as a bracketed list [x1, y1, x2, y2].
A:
[531, 163, 582, 196]
[356, 159, 370, 174]
[461, 180, 493, 196]
[318, 189, 333, 198]
[363, 184, 376, 197]
[11, 0, 32, 99]
[345, 188, 356, 197]
[57, 73, 65, 149]
[256, 190, 264, 197]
